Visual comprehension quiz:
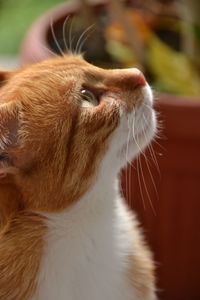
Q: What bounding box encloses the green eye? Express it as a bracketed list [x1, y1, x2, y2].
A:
[80, 89, 99, 108]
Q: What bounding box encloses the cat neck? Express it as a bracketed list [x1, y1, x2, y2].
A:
[44, 167, 120, 227]
[55, 153, 120, 219]
[33, 171, 133, 300]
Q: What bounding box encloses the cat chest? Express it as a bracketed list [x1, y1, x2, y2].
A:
[32, 215, 134, 300]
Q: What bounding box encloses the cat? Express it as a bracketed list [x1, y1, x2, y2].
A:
[0, 54, 157, 300]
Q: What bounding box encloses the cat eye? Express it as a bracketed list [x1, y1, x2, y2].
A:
[80, 89, 99, 108]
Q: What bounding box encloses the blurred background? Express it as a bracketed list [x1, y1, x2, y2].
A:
[0, 0, 63, 67]
[1, 0, 200, 97]
[0, 1, 200, 300]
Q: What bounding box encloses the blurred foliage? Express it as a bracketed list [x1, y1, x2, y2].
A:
[194, 24, 200, 41]
[147, 36, 200, 96]
[0, 0, 65, 54]
[104, 0, 200, 96]
[0, 0, 200, 96]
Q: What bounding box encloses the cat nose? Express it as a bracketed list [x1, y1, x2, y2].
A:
[129, 68, 146, 88]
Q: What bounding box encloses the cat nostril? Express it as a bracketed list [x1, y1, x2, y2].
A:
[130, 68, 146, 88]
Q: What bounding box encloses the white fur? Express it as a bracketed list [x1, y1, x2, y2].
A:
[32, 84, 156, 300]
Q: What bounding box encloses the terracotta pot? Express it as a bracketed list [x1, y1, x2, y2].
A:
[20, 2, 200, 300]
[21, 0, 110, 65]
[21, 1, 80, 64]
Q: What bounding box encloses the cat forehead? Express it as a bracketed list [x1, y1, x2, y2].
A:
[0, 56, 101, 103]
[14, 55, 104, 86]
[24, 55, 97, 76]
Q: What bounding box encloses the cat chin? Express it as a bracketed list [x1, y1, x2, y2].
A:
[116, 121, 156, 170]
[109, 85, 156, 171]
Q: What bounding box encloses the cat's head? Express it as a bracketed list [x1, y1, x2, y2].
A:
[0, 55, 156, 212]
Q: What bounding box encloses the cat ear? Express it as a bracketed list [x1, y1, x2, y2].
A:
[0, 102, 19, 177]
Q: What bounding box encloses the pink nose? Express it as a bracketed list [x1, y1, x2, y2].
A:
[129, 68, 146, 88]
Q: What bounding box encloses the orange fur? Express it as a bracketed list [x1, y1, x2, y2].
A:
[0, 55, 156, 299]
[0, 56, 122, 212]
[0, 212, 46, 300]
[128, 221, 156, 299]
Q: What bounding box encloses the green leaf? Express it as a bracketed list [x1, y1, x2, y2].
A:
[193, 24, 200, 42]
[148, 35, 200, 96]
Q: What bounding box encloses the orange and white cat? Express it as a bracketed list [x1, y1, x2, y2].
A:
[0, 55, 157, 300]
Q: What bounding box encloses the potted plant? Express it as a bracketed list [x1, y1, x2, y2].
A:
[20, 1, 200, 299]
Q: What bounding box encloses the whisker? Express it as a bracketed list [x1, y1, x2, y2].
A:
[68, 17, 75, 54]
[75, 24, 95, 55]
[139, 115, 157, 214]
[138, 155, 156, 215]
[143, 104, 165, 151]
[136, 157, 146, 210]
[128, 111, 139, 206]
[125, 165, 128, 206]
[128, 158, 134, 208]
[148, 142, 161, 177]
[78, 26, 96, 55]
[50, 18, 64, 56]
[126, 115, 132, 203]
[40, 43, 58, 58]
[132, 109, 149, 210]
[145, 145, 159, 202]
[152, 138, 165, 152]
[62, 16, 70, 53]
[132, 109, 147, 158]
[142, 114, 161, 175]
[143, 103, 153, 110]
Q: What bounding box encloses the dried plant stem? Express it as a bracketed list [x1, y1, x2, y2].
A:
[107, 0, 145, 66]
